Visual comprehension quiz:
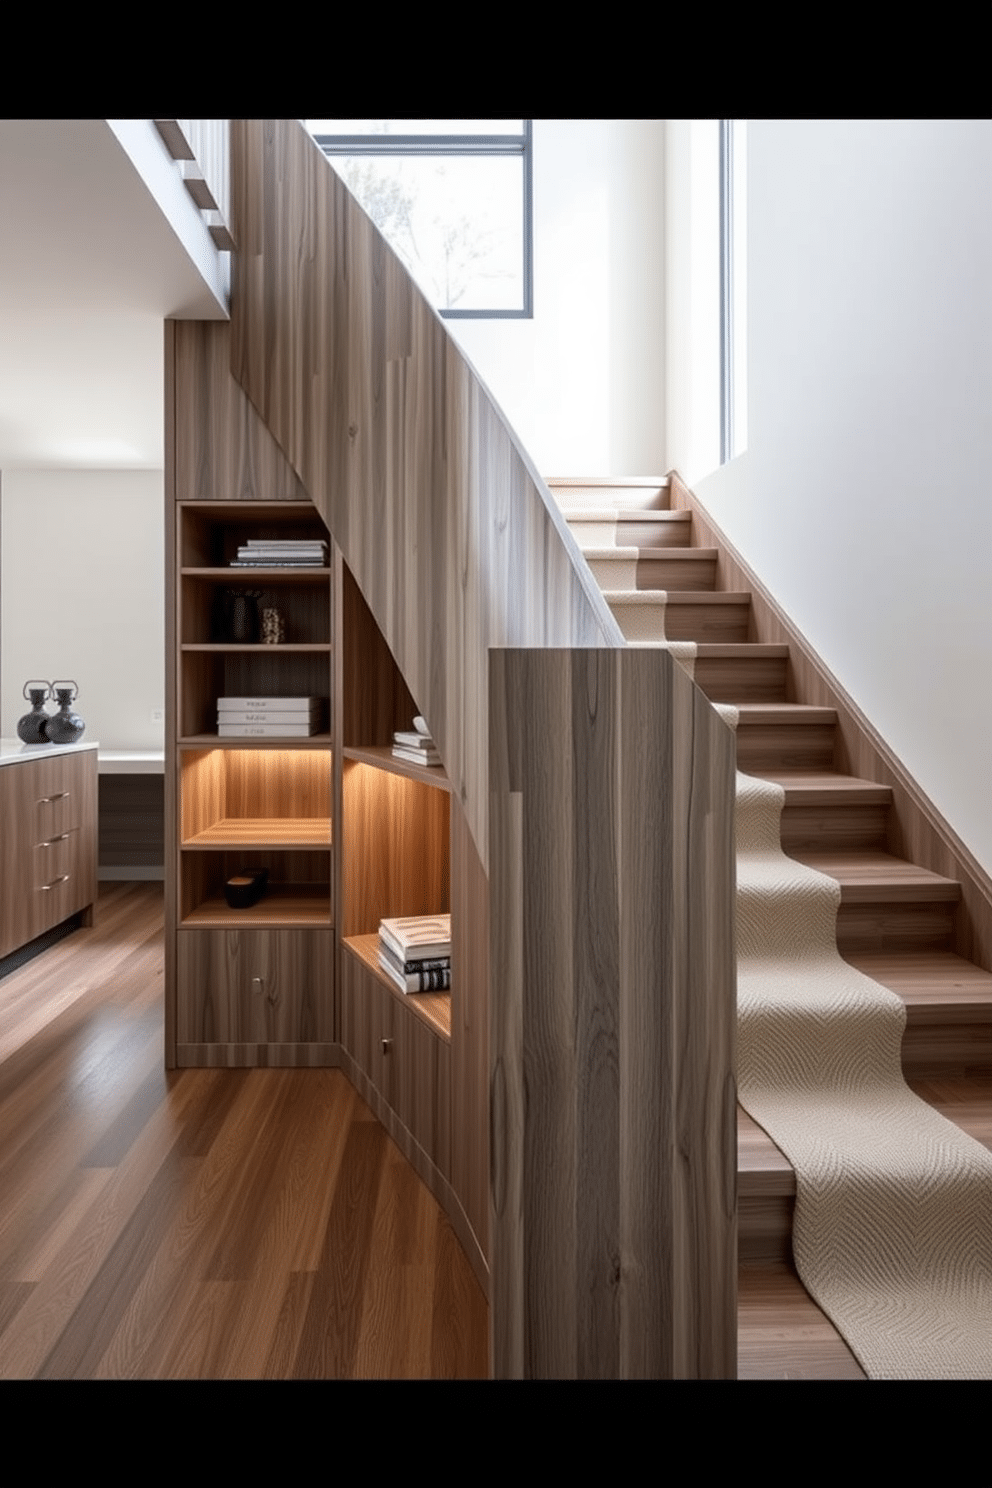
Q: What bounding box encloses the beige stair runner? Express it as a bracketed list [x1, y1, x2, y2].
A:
[555, 476, 992, 1378]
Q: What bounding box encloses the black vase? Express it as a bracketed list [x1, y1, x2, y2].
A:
[228, 590, 261, 643]
[44, 681, 85, 744]
[17, 681, 51, 743]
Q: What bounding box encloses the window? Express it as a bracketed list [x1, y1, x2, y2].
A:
[719, 119, 748, 463]
[307, 120, 533, 319]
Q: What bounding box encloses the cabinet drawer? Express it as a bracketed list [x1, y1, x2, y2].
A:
[177, 927, 334, 1046]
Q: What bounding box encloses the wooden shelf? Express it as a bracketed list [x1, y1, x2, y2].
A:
[181, 567, 330, 579]
[344, 933, 451, 1041]
[344, 744, 450, 791]
[183, 817, 331, 849]
[181, 643, 331, 653]
[180, 883, 332, 929]
[180, 734, 332, 748]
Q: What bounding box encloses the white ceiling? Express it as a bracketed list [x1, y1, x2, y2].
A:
[0, 120, 227, 470]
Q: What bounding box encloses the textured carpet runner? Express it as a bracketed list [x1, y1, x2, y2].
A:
[598, 553, 992, 1375]
[734, 767, 992, 1379]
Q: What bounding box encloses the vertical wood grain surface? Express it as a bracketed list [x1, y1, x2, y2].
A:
[229, 118, 623, 873]
[489, 648, 737, 1378]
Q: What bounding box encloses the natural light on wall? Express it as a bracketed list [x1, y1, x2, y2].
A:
[306, 120, 532, 318]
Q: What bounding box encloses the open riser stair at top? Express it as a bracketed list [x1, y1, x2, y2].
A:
[549, 474, 992, 1288]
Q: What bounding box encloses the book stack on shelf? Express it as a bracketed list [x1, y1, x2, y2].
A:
[378, 913, 451, 995]
[217, 696, 326, 737]
[392, 715, 441, 768]
[229, 539, 329, 568]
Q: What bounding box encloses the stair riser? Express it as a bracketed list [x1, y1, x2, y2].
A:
[585, 555, 717, 590]
[736, 726, 836, 772]
[550, 482, 671, 511]
[664, 600, 750, 644]
[567, 517, 692, 549]
[740, 1197, 794, 1264]
[835, 902, 958, 955]
[901, 1023, 992, 1075]
[780, 805, 890, 854]
[695, 659, 788, 704]
[610, 599, 751, 646]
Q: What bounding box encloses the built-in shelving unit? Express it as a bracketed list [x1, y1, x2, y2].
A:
[170, 475, 334, 1064]
[166, 319, 486, 1291]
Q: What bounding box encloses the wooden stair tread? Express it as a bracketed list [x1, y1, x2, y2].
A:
[787, 849, 962, 901]
[604, 589, 748, 604]
[579, 545, 718, 561]
[845, 950, 992, 1013]
[735, 704, 838, 726]
[739, 1073, 992, 1199]
[748, 769, 892, 805]
[696, 643, 789, 658]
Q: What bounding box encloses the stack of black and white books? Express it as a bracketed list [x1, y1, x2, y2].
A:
[229, 539, 328, 568]
[392, 715, 441, 768]
[378, 913, 451, 995]
[217, 696, 325, 737]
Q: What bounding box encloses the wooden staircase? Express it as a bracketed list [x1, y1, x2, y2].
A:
[550, 474, 992, 1374]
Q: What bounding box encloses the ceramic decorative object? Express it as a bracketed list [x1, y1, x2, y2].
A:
[17, 681, 52, 743]
[227, 589, 262, 643]
[261, 606, 286, 644]
[43, 680, 85, 744]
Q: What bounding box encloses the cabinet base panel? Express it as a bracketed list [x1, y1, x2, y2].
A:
[177, 1041, 342, 1068]
[0, 909, 91, 981]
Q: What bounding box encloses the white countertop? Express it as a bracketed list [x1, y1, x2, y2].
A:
[97, 750, 165, 774]
[0, 738, 100, 768]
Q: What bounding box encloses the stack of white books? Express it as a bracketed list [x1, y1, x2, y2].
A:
[392, 715, 441, 767]
[229, 539, 328, 568]
[217, 696, 325, 737]
[378, 913, 451, 995]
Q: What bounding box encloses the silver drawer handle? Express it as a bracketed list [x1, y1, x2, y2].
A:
[38, 791, 70, 804]
[39, 874, 70, 891]
[40, 833, 71, 848]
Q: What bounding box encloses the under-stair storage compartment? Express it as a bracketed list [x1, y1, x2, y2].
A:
[176, 925, 334, 1062]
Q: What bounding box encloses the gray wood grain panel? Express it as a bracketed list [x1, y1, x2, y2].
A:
[229, 119, 623, 872]
[489, 648, 737, 1378]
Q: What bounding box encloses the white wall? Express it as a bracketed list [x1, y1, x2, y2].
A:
[448, 119, 667, 476]
[2, 469, 164, 750]
[668, 119, 992, 875]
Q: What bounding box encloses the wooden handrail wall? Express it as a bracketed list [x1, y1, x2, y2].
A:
[229, 119, 622, 870]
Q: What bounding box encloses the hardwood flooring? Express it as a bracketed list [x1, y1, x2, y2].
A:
[9, 882, 985, 1379]
[0, 883, 487, 1379]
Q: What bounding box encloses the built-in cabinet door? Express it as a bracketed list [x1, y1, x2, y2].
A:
[340, 947, 450, 1178]
[177, 927, 334, 1049]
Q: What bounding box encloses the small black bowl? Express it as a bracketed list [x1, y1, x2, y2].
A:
[224, 867, 269, 909]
